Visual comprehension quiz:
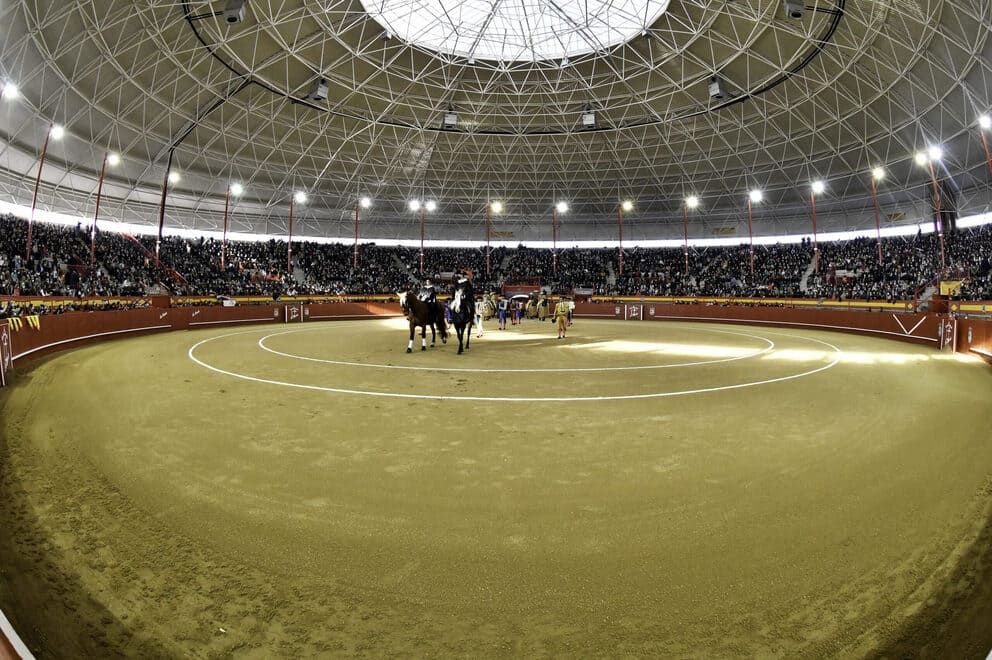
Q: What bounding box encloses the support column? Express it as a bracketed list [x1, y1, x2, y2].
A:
[90, 153, 109, 268]
[26, 126, 53, 261]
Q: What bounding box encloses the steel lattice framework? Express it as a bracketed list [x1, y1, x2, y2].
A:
[0, 0, 991, 242]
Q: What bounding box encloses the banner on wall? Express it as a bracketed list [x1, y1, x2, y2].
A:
[939, 281, 963, 296]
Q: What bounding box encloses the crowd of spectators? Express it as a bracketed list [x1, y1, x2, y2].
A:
[4, 213, 992, 314]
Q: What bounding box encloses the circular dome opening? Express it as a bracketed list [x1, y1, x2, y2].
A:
[361, 0, 672, 62]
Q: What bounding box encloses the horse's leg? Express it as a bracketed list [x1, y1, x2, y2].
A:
[456, 324, 464, 354]
[407, 322, 414, 353]
[421, 324, 427, 351]
[466, 321, 471, 350]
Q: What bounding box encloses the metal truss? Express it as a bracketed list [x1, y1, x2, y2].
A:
[0, 0, 991, 242]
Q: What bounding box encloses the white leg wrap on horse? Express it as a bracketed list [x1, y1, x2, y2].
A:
[407, 339, 413, 350]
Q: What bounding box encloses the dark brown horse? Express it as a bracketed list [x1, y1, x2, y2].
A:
[398, 291, 447, 353]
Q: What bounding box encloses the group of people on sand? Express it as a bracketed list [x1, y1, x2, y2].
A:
[418, 277, 575, 339]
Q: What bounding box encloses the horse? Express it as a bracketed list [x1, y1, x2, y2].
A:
[449, 288, 475, 354]
[398, 290, 447, 352]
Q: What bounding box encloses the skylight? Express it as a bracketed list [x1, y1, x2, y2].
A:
[362, 0, 671, 62]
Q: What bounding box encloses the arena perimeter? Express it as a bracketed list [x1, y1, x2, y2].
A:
[1, 318, 992, 658]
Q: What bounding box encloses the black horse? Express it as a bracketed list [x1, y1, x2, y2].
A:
[449, 287, 475, 354]
[398, 290, 447, 353]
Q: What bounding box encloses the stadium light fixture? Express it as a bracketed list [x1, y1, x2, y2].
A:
[50, 124, 65, 140]
[106, 152, 121, 166]
[686, 195, 699, 209]
[490, 200, 503, 214]
[425, 200, 437, 212]
[621, 200, 633, 212]
[1, 83, 19, 100]
[927, 145, 943, 161]
[230, 183, 244, 196]
[871, 167, 885, 181]
[409, 199, 421, 211]
[914, 151, 928, 166]
[811, 180, 825, 195]
[980, 115, 992, 130]
[294, 191, 307, 204]
[359, 196, 372, 208]
[748, 189, 762, 203]
[168, 170, 181, 184]
[556, 201, 568, 213]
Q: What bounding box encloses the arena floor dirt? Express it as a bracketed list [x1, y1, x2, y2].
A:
[1, 317, 992, 658]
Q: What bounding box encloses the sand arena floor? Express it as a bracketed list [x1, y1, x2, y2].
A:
[1, 317, 991, 658]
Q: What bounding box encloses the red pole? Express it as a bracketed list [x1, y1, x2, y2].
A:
[928, 162, 945, 269]
[90, 153, 108, 268]
[682, 205, 689, 276]
[870, 177, 883, 265]
[419, 206, 425, 275]
[26, 126, 53, 260]
[485, 203, 491, 275]
[552, 207, 558, 276]
[810, 190, 819, 273]
[287, 197, 295, 275]
[617, 205, 624, 276]
[221, 188, 231, 271]
[981, 130, 992, 178]
[746, 198, 755, 274]
[353, 200, 359, 270]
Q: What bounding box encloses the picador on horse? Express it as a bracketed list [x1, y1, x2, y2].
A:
[449, 271, 477, 354]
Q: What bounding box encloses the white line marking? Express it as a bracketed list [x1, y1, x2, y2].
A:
[189, 318, 274, 326]
[12, 325, 172, 361]
[906, 316, 927, 335]
[892, 314, 909, 334]
[255, 326, 775, 373]
[0, 605, 37, 659]
[187, 329, 841, 402]
[646, 314, 938, 342]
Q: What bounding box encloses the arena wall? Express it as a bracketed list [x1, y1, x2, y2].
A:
[957, 318, 992, 363]
[573, 302, 942, 345]
[2, 302, 403, 371]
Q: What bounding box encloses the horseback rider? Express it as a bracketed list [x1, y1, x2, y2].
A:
[454, 271, 475, 316]
[418, 279, 437, 306]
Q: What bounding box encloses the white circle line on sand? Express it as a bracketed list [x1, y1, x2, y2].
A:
[255, 325, 775, 373]
[187, 328, 842, 402]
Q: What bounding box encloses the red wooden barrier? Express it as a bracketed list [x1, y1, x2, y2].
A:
[573, 302, 941, 345]
[957, 318, 992, 362]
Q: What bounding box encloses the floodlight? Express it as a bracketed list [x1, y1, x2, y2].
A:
[555, 201, 568, 213]
[490, 201, 503, 213]
[360, 196, 372, 208]
[685, 195, 699, 209]
[2, 83, 19, 100]
[980, 115, 992, 130]
[50, 124, 65, 140]
[927, 145, 942, 161]
[294, 191, 307, 204]
[409, 199, 421, 211]
[621, 200, 633, 212]
[168, 170, 181, 184]
[914, 151, 928, 166]
[230, 183, 244, 196]
[106, 153, 121, 166]
[811, 180, 825, 195]
[871, 167, 885, 181]
[425, 200, 437, 212]
[749, 189, 762, 203]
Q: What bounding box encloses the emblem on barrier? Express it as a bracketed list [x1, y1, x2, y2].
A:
[968, 327, 973, 344]
[649, 305, 655, 317]
[1, 325, 11, 370]
[614, 305, 621, 315]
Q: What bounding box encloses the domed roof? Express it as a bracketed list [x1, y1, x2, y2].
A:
[0, 0, 990, 239]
